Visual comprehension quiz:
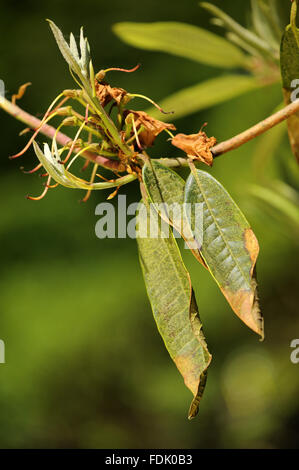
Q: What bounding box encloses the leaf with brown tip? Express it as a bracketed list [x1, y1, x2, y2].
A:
[136, 199, 211, 418]
[185, 169, 263, 338]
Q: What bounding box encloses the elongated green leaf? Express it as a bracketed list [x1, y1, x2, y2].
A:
[145, 74, 262, 121]
[113, 21, 247, 68]
[250, 183, 299, 230]
[280, 2, 299, 162]
[137, 199, 211, 418]
[280, 30, 299, 90]
[185, 170, 263, 338]
[142, 160, 206, 267]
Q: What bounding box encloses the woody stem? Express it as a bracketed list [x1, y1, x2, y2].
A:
[0, 97, 123, 171]
[2, 96, 299, 170]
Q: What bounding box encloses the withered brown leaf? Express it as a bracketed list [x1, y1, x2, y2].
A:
[95, 81, 128, 107]
[171, 130, 217, 166]
[129, 110, 176, 147]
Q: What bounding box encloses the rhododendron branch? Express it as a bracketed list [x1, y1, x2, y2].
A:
[2, 96, 299, 172]
[0, 97, 123, 171]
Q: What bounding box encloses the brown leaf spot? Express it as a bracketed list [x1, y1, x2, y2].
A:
[171, 131, 217, 166]
[174, 354, 198, 397]
[244, 228, 259, 275]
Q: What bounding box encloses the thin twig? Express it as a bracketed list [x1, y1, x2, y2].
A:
[211, 98, 299, 157]
[0, 97, 123, 171]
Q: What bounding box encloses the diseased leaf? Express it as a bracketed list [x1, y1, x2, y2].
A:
[136, 199, 211, 418]
[280, 3, 299, 162]
[185, 170, 263, 338]
[145, 75, 262, 121]
[127, 111, 176, 147]
[171, 130, 216, 166]
[142, 160, 206, 267]
[113, 21, 247, 68]
[280, 28, 299, 90]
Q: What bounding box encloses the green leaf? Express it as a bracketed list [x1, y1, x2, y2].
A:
[145, 74, 262, 121]
[142, 160, 206, 267]
[185, 170, 263, 338]
[280, 29, 299, 91]
[280, 1, 299, 162]
[47, 20, 91, 88]
[113, 21, 247, 68]
[250, 183, 299, 230]
[136, 199, 211, 418]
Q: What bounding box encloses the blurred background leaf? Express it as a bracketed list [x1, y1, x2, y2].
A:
[113, 21, 248, 67]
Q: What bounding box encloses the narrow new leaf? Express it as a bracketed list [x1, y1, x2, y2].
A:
[185, 170, 263, 338]
[33, 142, 136, 190]
[137, 199, 211, 418]
[47, 20, 91, 88]
[47, 20, 83, 78]
[142, 160, 206, 267]
[145, 75, 262, 121]
[113, 21, 247, 68]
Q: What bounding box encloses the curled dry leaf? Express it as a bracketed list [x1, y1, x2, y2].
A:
[128, 110, 176, 147]
[171, 130, 217, 166]
[95, 81, 128, 107]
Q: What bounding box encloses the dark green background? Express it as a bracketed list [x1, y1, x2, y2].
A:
[0, 0, 298, 448]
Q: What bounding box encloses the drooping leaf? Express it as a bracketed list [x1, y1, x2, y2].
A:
[136, 198, 211, 418]
[145, 75, 262, 121]
[185, 169, 263, 338]
[142, 160, 206, 267]
[113, 21, 248, 68]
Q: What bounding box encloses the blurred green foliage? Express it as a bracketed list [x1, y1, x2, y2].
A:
[0, 0, 298, 449]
